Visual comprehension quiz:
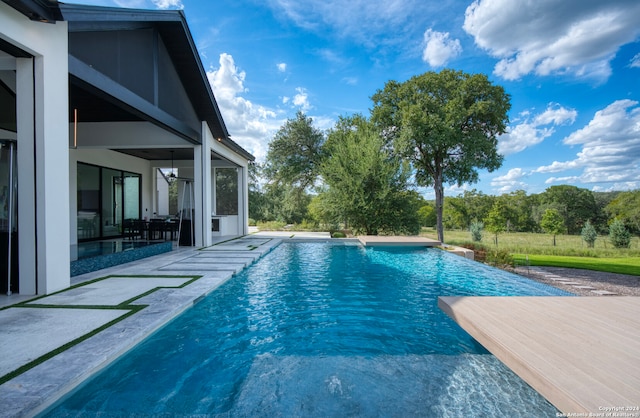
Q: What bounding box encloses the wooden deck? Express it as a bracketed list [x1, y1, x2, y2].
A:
[357, 236, 441, 247]
[439, 296, 640, 414]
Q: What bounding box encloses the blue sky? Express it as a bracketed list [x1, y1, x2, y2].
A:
[66, 0, 640, 198]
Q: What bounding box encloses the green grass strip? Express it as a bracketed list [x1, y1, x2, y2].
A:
[0, 306, 143, 385]
[0, 274, 202, 385]
[513, 254, 640, 276]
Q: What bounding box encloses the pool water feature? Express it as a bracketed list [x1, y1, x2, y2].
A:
[44, 242, 570, 416]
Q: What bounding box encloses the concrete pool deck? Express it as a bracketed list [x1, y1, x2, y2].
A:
[439, 296, 640, 415]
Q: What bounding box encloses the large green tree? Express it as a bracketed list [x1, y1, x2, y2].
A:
[495, 190, 537, 232]
[606, 190, 640, 235]
[484, 200, 509, 246]
[248, 162, 268, 221]
[371, 69, 510, 243]
[443, 189, 495, 230]
[540, 185, 597, 234]
[540, 208, 565, 246]
[262, 111, 324, 223]
[264, 111, 325, 191]
[319, 116, 420, 235]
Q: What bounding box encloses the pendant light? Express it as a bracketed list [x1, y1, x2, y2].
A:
[168, 150, 177, 182]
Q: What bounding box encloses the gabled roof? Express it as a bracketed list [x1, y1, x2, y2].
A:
[60, 3, 254, 161]
[2, 0, 254, 161]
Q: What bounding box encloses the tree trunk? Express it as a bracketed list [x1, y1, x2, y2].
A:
[434, 173, 445, 243]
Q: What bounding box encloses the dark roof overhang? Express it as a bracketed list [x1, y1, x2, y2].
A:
[69, 55, 201, 143]
[2, 0, 62, 23]
[58, 3, 254, 161]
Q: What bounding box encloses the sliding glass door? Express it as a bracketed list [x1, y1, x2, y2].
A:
[0, 141, 18, 294]
[77, 163, 141, 241]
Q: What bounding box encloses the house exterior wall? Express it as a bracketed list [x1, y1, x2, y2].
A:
[1, 2, 70, 295]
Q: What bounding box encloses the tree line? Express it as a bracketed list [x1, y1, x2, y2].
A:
[247, 69, 638, 245]
[435, 187, 639, 246]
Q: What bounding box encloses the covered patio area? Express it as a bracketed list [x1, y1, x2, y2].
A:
[0, 1, 254, 297]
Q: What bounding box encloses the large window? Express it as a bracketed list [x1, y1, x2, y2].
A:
[77, 163, 141, 240]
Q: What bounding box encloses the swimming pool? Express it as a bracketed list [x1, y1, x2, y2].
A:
[43, 242, 570, 416]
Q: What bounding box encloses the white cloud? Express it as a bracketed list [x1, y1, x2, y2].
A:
[463, 0, 640, 81]
[444, 183, 472, 196]
[111, 0, 181, 8]
[498, 104, 577, 155]
[490, 168, 529, 193]
[422, 29, 462, 67]
[630, 53, 640, 68]
[277, 62, 287, 72]
[342, 76, 358, 85]
[151, 0, 182, 8]
[545, 176, 579, 185]
[207, 53, 282, 161]
[266, 0, 428, 48]
[535, 160, 580, 174]
[113, 0, 147, 7]
[282, 87, 319, 115]
[534, 100, 640, 188]
[292, 87, 312, 111]
[592, 182, 639, 192]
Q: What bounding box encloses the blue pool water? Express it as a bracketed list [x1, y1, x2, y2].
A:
[44, 242, 571, 417]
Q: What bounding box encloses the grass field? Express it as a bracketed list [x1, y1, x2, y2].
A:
[420, 228, 640, 276]
[512, 254, 640, 276]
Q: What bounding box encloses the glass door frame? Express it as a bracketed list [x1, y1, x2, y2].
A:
[77, 162, 141, 242]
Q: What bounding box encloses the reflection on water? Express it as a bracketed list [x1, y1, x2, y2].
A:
[70, 240, 153, 261]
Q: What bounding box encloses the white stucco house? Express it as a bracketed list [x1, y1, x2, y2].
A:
[0, 0, 255, 296]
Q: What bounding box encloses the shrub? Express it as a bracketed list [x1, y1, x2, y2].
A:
[297, 219, 319, 231]
[458, 242, 488, 263]
[248, 218, 257, 227]
[458, 242, 512, 267]
[256, 220, 287, 230]
[581, 221, 597, 248]
[486, 248, 514, 268]
[470, 220, 484, 242]
[332, 231, 347, 238]
[609, 219, 631, 249]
